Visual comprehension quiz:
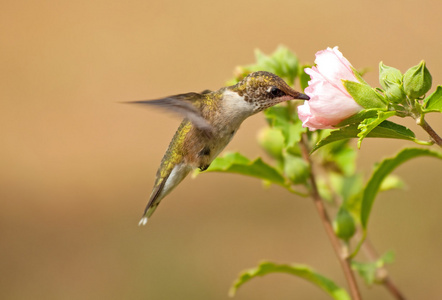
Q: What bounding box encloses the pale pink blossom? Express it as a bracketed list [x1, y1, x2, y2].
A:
[298, 47, 363, 130]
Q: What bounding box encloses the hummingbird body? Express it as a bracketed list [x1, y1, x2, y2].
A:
[130, 72, 309, 225]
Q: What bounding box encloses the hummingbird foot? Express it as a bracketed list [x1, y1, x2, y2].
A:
[199, 164, 210, 171]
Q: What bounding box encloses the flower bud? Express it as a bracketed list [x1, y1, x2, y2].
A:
[333, 208, 356, 241]
[379, 62, 402, 90]
[403, 60, 432, 99]
[283, 153, 310, 184]
[383, 80, 406, 103]
[257, 127, 284, 159]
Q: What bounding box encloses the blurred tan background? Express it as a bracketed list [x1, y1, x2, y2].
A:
[1, 0, 442, 299]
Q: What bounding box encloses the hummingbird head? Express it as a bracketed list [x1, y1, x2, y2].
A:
[232, 71, 309, 113]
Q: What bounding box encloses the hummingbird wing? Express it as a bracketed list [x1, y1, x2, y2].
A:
[127, 93, 213, 137]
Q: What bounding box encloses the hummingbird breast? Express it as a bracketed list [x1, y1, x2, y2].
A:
[182, 123, 237, 171]
[182, 89, 254, 170]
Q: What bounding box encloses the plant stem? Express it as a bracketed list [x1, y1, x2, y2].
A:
[300, 135, 362, 300]
[417, 117, 442, 147]
[361, 237, 407, 300]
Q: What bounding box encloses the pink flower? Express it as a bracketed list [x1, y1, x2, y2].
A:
[298, 47, 363, 130]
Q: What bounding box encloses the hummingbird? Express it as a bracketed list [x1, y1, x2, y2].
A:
[129, 71, 309, 225]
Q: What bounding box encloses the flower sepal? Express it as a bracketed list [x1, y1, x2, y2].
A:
[350, 66, 369, 85]
[342, 80, 387, 109]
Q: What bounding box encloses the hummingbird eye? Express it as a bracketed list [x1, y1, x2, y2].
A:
[267, 86, 285, 97]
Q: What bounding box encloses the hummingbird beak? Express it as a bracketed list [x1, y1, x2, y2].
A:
[293, 92, 310, 100]
[283, 86, 309, 101]
[274, 90, 309, 106]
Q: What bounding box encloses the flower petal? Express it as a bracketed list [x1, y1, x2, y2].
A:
[314, 47, 358, 93]
[298, 103, 336, 130]
[307, 78, 362, 120]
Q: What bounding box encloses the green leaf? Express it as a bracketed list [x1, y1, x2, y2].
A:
[379, 175, 405, 192]
[365, 120, 416, 140]
[272, 46, 299, 84]
[330, 174, 362, 203]
[228, 47, 300, 86]
[343, 80, 387, 108]
[337, 109, 381, 127]
[334, 147, 358, 175]
[352, 251, 395, 286]
[299, 64, 312, 91]
[380, 250, 395, 264]
[264, 105, 306, 149]
[311, 124, 360, 153]
[229, 261, 350, 300]
[206, 152, 286, 186]
[251, 46, 299, 84]
[361, 148, 442, 229]
[328, 173, 364, 223]
[351, 261, 378, 286]
[311, 120, 417, 152]
[285, 121, 306, 149]
[264, 105, 290, 127]
[423, 85, 442, 113]
[317, 140, 357, 175]
[357, 111, 396, 148]
[329, 173, 364, 218]
[316, 176, 334, 203]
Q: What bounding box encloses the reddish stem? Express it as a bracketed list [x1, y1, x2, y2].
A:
[300, 135, 362, 300]
[361, 237, 407, 300]
[419, 118, 442, 147]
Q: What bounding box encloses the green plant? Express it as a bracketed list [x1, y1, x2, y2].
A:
[201, 46, 442, 300]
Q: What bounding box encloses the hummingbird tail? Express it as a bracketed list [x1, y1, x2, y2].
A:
[139, 216, 148, 226]
[138, 203, 161, 226]
[138, 178, 166, 226]
[138, 163, 192, 226]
